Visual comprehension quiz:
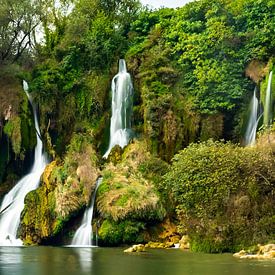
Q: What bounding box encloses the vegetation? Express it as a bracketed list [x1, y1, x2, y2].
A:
[126, 0, 275, 159]
[96, 141, 166, 245]
[0, 0, 275, 251]
[164, 140, 275, 252]
[0, 66, 36, 186]
[19, 133, 100, 244]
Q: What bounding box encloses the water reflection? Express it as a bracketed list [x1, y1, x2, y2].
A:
[1, 246, 275, 275]
[0, 247, 22, 265]
[74, 247, 93, 272]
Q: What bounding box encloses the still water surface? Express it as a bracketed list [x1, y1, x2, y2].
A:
[0, 246, 275, 275]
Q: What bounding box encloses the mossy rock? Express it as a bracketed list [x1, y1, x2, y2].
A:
[106, 145, 124, 164]
[97, 173, 166, 221]
[19, 134, 100, 244]
[98, 219, 145, 246]
[0, 66, 37, 186]
[97, 141, 167, 222]
[96, 140, 168, 246]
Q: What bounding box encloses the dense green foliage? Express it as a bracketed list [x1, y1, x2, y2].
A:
[22, 0, 275, 159]
[27, 0, 141, 156]
[126, 0, 275, 158]
[164, 140, 275, 252]
[1, 0, 275, 251]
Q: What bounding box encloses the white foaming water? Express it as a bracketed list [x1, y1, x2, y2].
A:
[103, 59, 133, 158]
[244, 87, 261, 146]
[71, 177, 102, 246]
[0, 80, 48, 246]
[263, 71, 273, 126]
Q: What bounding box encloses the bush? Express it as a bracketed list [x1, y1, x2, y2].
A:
[164, 140, 275, 252]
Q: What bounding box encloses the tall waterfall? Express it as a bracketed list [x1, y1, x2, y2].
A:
[244, 87, 260, 146]
[263, 71, 273, 126]
[103, 59, 133, 158]
[0, 80, 48, 246]
[71, 177, 102, 247]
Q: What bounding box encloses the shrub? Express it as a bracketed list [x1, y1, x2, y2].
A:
[164, 140, 275, 252]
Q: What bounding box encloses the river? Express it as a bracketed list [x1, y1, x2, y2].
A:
[0, 246, 274, 275]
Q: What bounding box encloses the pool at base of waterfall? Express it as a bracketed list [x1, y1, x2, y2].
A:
[0, 246, 274, 275]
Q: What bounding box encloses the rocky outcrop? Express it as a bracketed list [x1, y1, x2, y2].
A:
[19, 135, 100, 244]
[145, 241, 175, 249]
[234, 244, 275, 260]
[179, 235, 190, 249]
[97, 140, 167, 245]
[0, 66, 36, 190]
[124, 244, 146, 253]
[97, 141, 166, 221]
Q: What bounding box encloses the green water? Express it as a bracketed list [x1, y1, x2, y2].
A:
[0, 247, 275, 275]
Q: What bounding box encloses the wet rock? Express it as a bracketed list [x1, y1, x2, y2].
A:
[124, 244, 146, 253]
[233, 244, 275, 260]
[233, 250, 247, 258]
[107, 145, 124, 164]
[145, 241, 174, 249]
[179, 235, 190, 249]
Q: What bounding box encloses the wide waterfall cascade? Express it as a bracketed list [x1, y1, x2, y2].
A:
[263, 71, 273, 126]
[0, 80, 48, 246]
[103, 59, 133, 158]
[71, 177, 102, 247]
[244, 87, 261, 146]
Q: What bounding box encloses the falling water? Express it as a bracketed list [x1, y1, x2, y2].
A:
[103, 59, 133, 158]
[71, 177, 102, 246]
[263, 71, 273, 126]
[244, 87, 260, 146]
[0, 80, 48, 246]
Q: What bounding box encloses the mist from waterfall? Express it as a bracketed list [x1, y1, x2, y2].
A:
[103, 59, 133, 158]
[0, 80, 48, 246]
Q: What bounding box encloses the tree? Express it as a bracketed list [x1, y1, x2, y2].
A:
[0, 0, 41, 63]
[0, 0, 73, 64]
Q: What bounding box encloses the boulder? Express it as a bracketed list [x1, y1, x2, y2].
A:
[124, 244, 146, 253]
[233, 244, 275, 260]
[179, 235, 190, 249]
[145, 241, 175, 249]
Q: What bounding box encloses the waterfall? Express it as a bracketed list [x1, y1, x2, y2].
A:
[244, 87, 261, 146]
[71, 177, 102, 247]
[0, 80, 48, 246]
[263, 71, 273, 126]
[103, 59, 133, 158]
